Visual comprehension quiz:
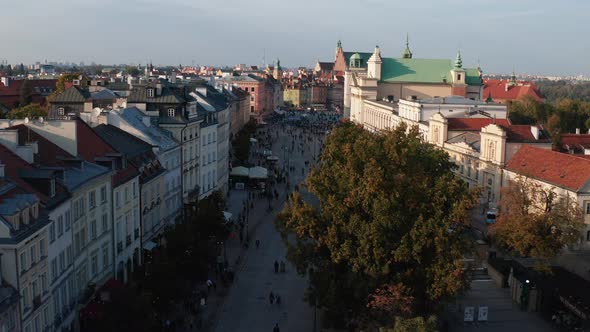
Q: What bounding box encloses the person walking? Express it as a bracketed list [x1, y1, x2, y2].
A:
[273, 323, 280, 332]
[255, 239, 260, 249]
[269, 291, 275, 304]
[274, 260, 279, 273]
[276, 294, 281, 306]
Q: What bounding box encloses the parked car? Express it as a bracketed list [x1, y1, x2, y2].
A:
[485, 208, 498, 224]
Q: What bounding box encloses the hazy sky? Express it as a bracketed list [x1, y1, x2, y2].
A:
[3, 0, 589, 75]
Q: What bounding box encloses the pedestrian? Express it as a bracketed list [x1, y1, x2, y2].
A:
[256, 239, 260, 249]
[276, 295, 281, 306]
[206, 279, 213, 293]
[273, 323, 280, 332]
[274, 260, 279, 273]
[269, 291, 275, 304]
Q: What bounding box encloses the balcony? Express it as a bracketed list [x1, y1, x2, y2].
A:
[134, 228, 139, 239]
[126, 235, 132, 246]
[117, 242, 123, 253]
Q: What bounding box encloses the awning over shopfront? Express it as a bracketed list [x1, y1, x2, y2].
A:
[249, 166, 268, 179]
[230, 166, 249, 177]
[143, 241, 158, 251]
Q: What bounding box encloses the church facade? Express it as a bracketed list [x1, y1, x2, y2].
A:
[341, 39, 484, 119]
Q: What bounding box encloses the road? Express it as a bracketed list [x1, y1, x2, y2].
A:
[213, 119, 328, 332]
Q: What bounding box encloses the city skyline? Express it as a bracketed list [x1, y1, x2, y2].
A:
[3, 0, 590, 76]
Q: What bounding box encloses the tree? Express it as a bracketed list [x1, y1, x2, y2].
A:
[490, 176, 585, 259]
[7, 103, 47, 119]
[390, 316, 438, 332]
[276, 122, 477, 328]
[19, 79, 33, 107]
[18, 63, 25, 75]
[126, 66, 140, 77]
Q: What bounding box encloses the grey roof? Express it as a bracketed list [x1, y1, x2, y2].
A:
[416, 96, 495, 106]
[127, 84, 186, 104]
[105, 82, 130, 91]
[93, 124, 152, 158]
[60, 162, 111, 191]
[446, 132, 481, 151]
[0, 194, 38, 215]
[51, 86, 91, 103]
[91, 88, 118, 100]
[118, 107, 179, 151]
[0, 209, 50, 245]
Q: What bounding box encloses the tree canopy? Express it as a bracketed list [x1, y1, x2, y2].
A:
[6, 103, 47, 119]
[276, 122, 477, 328]
[490, 176, 585, 259]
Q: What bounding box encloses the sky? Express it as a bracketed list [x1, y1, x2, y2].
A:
[2, 0, 590, 76]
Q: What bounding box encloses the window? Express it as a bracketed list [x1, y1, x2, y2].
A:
[20, 252, 27, 273]
[22, 287, 29, 310]
[91, 253, 98, 277]
[57, 215, 64, 237]
[102, 214, 108, 233]
[57, 107, 65, 115]
[89, 191, 96, 209]
[586, 202, 590, 214]
[100, 186, 107, 203]
[90, 219, 97, 240]
[202, 155, 205, 165]
[102, 246, 109, 269]
[115, 191, 120, 208]
[147, 88, 154, 97]
[30, 244, 36, 265]
[39, 238, 45, 258]
[51, 258, 58, 281]
[251, 87, 255, 92]
[73, 197, 85, 220]
[168, 108, 175, 117]
[49, 222, 56, 243]
[59, 251, 65, 272]
[457, 74, 462, 81]
[41, 273, 47, 293]
[66, 245, 72, 266]
[65, 210, 71, 231]
[250, 106, 254, 112]
[587, 231, 590, 241]
[208, 133, 211, 144]
[133, 182, 137, 198]
[80, 227, 87, 248]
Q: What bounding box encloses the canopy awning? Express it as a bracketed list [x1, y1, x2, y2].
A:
[143, 241, 158, 251]
[230, 166, 249, 177]
[223, 211, 233, 222]
[249, 137, 258, 143]
[249, 166, 268, 179]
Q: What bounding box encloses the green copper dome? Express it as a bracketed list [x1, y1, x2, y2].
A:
[350, 53, 362, 68]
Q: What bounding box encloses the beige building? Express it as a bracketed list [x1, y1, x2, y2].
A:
[345, 42, 483, 120]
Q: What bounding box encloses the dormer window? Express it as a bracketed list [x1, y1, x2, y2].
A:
[57, 107, 65, 116]
[147, 88, 154, 98]
[168, 108, 175, 117]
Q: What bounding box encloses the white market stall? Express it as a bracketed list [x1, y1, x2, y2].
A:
[248, 166, 268, 179]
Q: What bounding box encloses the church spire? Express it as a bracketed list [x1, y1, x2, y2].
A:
[337, 40, 342, 49]
[454, 50, 462, 69]
[401, 33, 412, 59]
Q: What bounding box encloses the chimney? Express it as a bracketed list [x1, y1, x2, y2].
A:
[531, 126, 540, 140]
[170, 71, 176, 84]
[142, 116, 151, 127]
[576, 128, 581, 135]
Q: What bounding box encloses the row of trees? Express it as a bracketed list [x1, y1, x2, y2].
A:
[536, 80, 590, 103]
[508, 95, 590, 138]
[276, 122, 477, 330]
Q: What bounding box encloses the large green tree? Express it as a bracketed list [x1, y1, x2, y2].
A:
[7, 103, 47, 119]
[490, 176, 585, 259]
[276, 122, 477, 328]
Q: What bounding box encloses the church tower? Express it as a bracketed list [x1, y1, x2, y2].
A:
[273, 58, 282, 80]
[401, 34, 413, 59]
[450, 50, 467, 96]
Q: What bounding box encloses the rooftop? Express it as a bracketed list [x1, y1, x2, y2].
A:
[117, 107, 179, 151]
[506, 145, 590, 192]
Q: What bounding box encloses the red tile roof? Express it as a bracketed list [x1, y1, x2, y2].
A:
[447, 118, 511, 131]
[499, 124, 543, 142]
[506, 145, 590, 192]
[559, 134, 590, 153]
[74, 119, 139, 186]
[483, 79, 543, 103]
[9, 124, 74, 166]
[0, 79, 57, 109]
